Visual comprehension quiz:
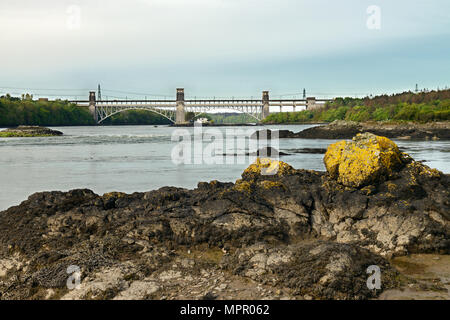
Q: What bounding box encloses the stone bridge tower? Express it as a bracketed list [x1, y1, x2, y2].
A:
[88, 91, 98, 122]
[306, 97, 318, 110]
[262, 91, 270, 120]
[176, 88, 186, 124]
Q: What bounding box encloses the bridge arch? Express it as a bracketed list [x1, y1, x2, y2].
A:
[96, 107, 176, 124]
[185, 106, 262, 122]
[215, 108, 261, 122]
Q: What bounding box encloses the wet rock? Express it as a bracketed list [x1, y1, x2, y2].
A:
[223, 147, 290, 157]
[248, 147, 290, 157]
[250, 129, 295, 139]
[222, 241, 399, 300]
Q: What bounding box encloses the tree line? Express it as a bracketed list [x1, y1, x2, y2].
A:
[263, 89, 450, 124]
[0, 95, 95, 126]
[0, 95, 172, 126]
[208, 113, 256, 124]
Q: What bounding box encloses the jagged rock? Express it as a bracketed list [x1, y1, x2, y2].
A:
[250, 147, 290, 157]
[324, 133, 404, 188]
[222, 241, 400, 300]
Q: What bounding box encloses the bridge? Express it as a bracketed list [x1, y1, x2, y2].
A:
[70, 89, 332, 124]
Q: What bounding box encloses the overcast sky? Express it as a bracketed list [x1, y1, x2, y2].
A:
[0, 0, 449, 99]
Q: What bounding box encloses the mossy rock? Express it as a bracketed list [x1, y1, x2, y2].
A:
[323, 133, 404, 188]
[241, 158, 295, 180]
[102, 192, 127, 201]
[233, 179, 253, 194]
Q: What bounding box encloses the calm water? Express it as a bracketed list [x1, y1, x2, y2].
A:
[0, 124, 449, 211]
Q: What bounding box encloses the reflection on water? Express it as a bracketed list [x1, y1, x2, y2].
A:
[0, 125, 449, 211]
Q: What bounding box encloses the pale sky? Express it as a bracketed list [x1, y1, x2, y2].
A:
[0, 0, 449, 99]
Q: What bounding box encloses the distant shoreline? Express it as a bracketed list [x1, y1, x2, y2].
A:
[252, 120, 450, 140]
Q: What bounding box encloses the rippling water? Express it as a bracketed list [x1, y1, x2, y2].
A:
[0, 125, 449, 211]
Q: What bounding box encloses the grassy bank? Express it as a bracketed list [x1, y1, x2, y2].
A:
[263, 89, 450, 124]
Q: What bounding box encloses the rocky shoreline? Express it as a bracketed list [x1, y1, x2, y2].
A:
[0, 126, 63, 138]
[0, 133, 448, 300]
[253, 121, 450, 140]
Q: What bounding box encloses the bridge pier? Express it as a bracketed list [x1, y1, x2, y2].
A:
[88, 91, 98, 123]
[262, 91, 270, 120]
[176, 88, 186, 124]
[306, 97, 317, 110]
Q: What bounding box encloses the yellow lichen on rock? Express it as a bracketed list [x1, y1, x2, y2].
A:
[102, 192, 126, 200]
[259, 180, 286, 191]
[322, 140, 346, 179]
[233, 179, 252, 193]
[405, 160, 442, 179]
[235, 159, 293, 193]
[242, 158, 295, 178]
[323, 133, 404, 188]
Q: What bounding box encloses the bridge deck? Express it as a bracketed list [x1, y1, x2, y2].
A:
[68, 99, 331, 103]
[67, 92, 333, 124]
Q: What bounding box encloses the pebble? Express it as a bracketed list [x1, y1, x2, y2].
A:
[217, 284, 228, 290]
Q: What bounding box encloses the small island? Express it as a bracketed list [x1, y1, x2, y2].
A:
[252, 120, 450, 140]
[0, 126, 63, 138]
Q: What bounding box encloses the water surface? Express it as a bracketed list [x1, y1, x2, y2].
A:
[0, 125, 448, 211]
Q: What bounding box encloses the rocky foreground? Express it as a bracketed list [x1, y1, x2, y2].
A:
[0, 126, 63, 137]
[0, 133, 448, 300]
[252, 121, 450, 140]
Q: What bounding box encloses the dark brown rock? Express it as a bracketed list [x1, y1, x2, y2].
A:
[294, 121, 450, 140]
[250, 129, 295, 139]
